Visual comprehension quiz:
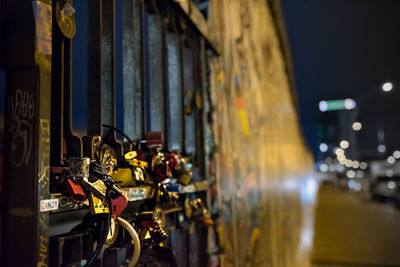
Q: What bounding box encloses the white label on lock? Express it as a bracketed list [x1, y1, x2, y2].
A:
[127, 188, 146, 201]
[40, 198, 59, 212]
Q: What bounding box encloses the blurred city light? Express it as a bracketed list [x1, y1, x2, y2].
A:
[388, 181, 396, 189]
[319, 101, 328, 112]
[386, 169, 394, 178]
[387, 156, 395, 164]
[394, 150, 400, 159]
[320, 163, 328, 172]
[340, 140, 349, 149]
[352, 122, 362, 131]
[345, 160, 353, 168]
[360, 162, 368, 170]
[335, 148, 345, 156]
[382, 82, 393, 92]
[344, 98, 357, 110]
[319, 143, 328, 153]
[337, 164, 345, 172]
[319, 99, 356, 112]
[346, 170, 356, 178]
[352, 161, 360, 168]
[378, 144, 386, 153]
[329, 164, 336, 172]
[356, 170, 364, 178]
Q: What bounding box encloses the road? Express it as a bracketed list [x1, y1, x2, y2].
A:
[311, 185, 400, 267]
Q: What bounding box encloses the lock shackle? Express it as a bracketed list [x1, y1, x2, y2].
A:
[117, 217, 141, 267]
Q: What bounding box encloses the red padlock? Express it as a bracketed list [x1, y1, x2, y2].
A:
[165, 153, 179, 170]
[110, 194, 128, 217]
[65, 178, 87, 201]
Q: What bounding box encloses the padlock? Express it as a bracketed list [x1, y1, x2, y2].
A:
[65, 178, 87, 201]
[112, 168, 135, 187]
[165, 153, 179, 170]
[151, 153, 171, 182]
[175, 159, 192, 185]
[134, 211, 160, 228]
[88, 193, 109, 214]
[55, 0, 76, 39]
[110, 194, 127, 217]
[124, 151, 148, 167]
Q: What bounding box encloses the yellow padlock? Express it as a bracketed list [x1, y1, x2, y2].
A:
[112, 168, 135, 187]
[124, 151, 148, 167]
[128, 159, 148, 168]
[89, 193, 109, 214]
[124, 151, 137, 160]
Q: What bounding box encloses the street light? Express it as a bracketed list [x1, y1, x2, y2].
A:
[340, 140, 349, 149]
[352, 122, 362, 131]
[382, 82, 393, 92]
[348, 81, 394, 159]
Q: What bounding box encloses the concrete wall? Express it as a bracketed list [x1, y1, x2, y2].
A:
[207, 0, 315, 266]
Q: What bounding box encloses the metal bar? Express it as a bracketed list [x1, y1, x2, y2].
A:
[51, 6, 65, 166]
[102, 0, 123, 153]
[141, 0, 148, 136]
[64, 29, 83, 157]
[179, 32, 187, 155]
[169, 0, 219, 55]
[87, 0, 102, 136]
[161, 12, 169, 150]
[166, 16, 184, 152]
[182, 36, 196, 155]
[101, 0, 115, 134]
[122, 0, 140, 142]
[2, 0, 52, 266]
[143, 6, 165, 135]
[192, 36, 205, 175]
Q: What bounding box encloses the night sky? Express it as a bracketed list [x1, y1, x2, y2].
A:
[281, 0, 400, 157]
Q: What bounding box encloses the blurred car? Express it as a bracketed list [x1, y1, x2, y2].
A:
[370, 176, 399, 201]
[369, 160, 400, 202]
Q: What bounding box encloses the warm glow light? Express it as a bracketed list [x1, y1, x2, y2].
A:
[352, 122, 362, 131]
[337, 155, 346, 161]
[382, 82, 393, 92]
[340, 140, 349, 149]
[345, 160, 353, 168]
[335, 148, 345, 156]
[319, 143, 328, 153]
[394, 151, 400, 159]
[352, 161, 360, 169]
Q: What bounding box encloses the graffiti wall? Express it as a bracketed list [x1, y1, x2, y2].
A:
[207, 0, 315, 266]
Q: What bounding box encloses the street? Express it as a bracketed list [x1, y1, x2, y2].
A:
[312, 185, 400, 267]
